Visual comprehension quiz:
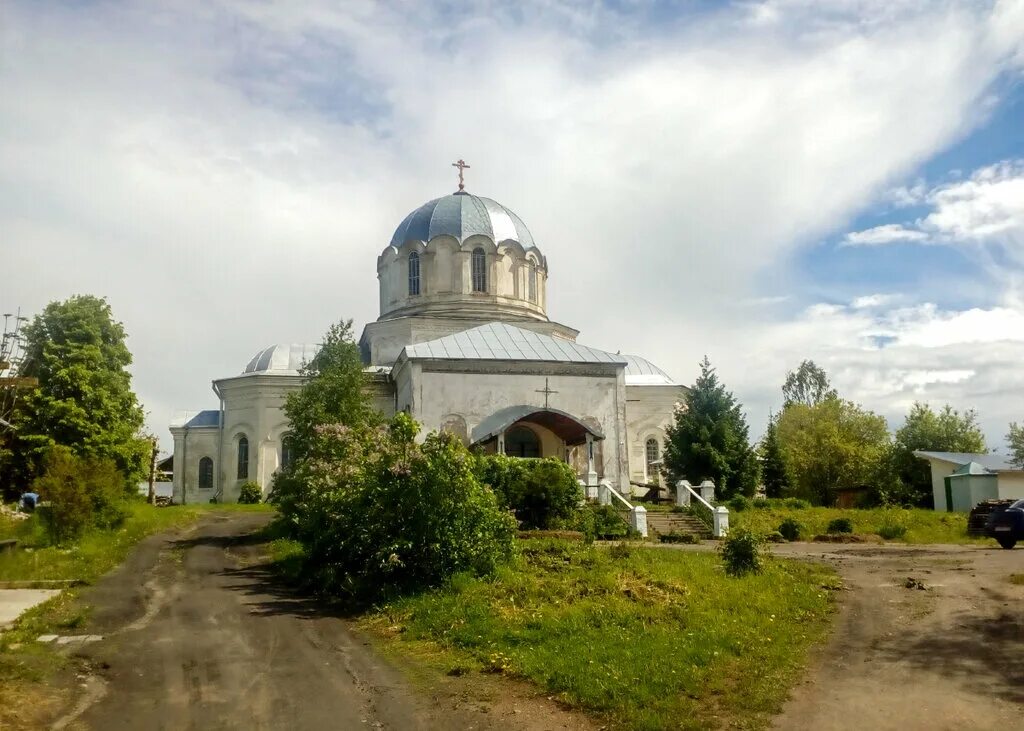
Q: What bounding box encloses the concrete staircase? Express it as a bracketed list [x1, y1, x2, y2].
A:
[644, 511, 711, 540]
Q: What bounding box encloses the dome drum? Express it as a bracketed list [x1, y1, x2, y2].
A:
[377, 193, 548, 323]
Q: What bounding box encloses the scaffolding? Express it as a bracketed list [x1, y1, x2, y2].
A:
[1, 309, 36, 432]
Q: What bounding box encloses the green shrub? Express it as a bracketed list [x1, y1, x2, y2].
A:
[238, 481, 262, 504]
[778, 517, 804, 541]
[727, 495, 751, 512]
[877, 521, 907, 540]
[476, 454, 582, 530]
[275, 413, 517, 602]
[719, 528, 764, 576]
[752, 497, 771, 509]
[784, 498, 811, 509]
[584, 504, 630, 540]
[32, 447, 127, 544]
[826, 517, 854, 534]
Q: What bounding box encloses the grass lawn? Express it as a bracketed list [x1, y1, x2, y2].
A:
[0, 501, 272, 583]
[730, 505, 982, 544]
[360, 539, 838, 731]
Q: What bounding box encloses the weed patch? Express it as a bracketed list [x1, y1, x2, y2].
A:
[361, 538, 836, 730]
[732, 506, 979, 544]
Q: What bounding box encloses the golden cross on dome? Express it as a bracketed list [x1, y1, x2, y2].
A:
[452, 158, 470, 191]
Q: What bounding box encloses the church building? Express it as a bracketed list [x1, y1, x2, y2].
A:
[170, 166, 687, 504]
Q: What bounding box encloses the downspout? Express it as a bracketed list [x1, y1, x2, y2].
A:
[212, 380, 225, 503]
[180, 426, 187, 505]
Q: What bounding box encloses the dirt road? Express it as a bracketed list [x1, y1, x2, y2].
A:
[768, 541, 1023, 731]
[52, 512, 590, 731]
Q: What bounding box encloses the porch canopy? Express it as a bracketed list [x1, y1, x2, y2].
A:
[471, 405, 604, 447]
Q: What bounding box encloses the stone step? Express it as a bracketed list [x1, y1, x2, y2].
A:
[644, 512, 711, 538]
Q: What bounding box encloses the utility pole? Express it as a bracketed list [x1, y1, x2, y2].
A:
[147, 437, 158, 505]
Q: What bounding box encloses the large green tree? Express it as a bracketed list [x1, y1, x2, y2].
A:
[775, 396, 890, 505]
[280, 318, 376, 465]
[1008, 422, 1024, 469]
[9, 296, 148, 493]
[782, 360, 836, 407]
[890, 402, 986, 507]
[759, 413, 789, 498]
[663, 357, 759, 500]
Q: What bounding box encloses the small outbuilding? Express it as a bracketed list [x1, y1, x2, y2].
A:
[914, 451, 1024, 512]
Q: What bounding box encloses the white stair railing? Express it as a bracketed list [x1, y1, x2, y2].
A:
[598, 479, 647, 538]
[675, 480, 729, 538]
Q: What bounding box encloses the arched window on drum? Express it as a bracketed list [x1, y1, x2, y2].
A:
[408, 252, 420, 296]
[471, 247, 487, 293]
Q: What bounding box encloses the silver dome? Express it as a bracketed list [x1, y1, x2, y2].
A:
[390, 192, 536, 249]
[243, 344, 319, 375]
[622, 354, 677, 386]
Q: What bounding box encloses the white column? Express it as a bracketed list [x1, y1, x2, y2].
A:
[713, 506, 730, 538]
[675, 480, 692, 507]
[699, 479, 716, 503]
[497, 430, 506, 455]
[585, 433, 598, 490]
[598, 479, 612, 506]
[630, 505, 648, 538]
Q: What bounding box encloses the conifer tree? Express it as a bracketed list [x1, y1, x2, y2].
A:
[759, 413, 788, 498]
[663, 357, 759, 499]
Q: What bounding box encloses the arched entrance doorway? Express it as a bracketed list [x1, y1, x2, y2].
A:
[505, 425, 541, 458]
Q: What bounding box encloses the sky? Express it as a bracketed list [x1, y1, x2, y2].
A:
[2, 0, 1023, 454]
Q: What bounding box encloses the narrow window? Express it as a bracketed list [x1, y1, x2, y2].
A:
[645, 438, 659, 482]
[237, 436, 249, 479]
[281, 436, 294, 471]
[198, 457, 214, 489]
[408, 252, 420, 296]
[528, 262, 537, 302]
[472, 247, 487, 292]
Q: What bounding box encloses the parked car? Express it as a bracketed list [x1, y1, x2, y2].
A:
[985, 499, 1024, 549]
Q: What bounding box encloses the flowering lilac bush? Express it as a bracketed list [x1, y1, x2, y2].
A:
[274, 413, 517, 602]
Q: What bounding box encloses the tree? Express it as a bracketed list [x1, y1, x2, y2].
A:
[775, 396, 890, 505]
[7, 296, 148, 494]
[277, 412, 516, 602]
[890, 403, 987, 507]
[782, 360, 836, 407]
[759, 413, 789, 498]
[1008, 422, 1024, 469]
[282, 319, 376, 464]
[663, 357, 759, 500]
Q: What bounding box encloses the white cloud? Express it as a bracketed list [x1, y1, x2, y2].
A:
[0, 1, 1022, 450]
[843, 159, 1024, 251]
[923, 160, 1024, 241]
[842, 224, 931, 246]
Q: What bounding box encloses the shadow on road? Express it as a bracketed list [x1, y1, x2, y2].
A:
[170, 529, 357, 622]
[878, 604, 1024, 704]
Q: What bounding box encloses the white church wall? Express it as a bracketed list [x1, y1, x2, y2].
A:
[407, 366, 630, 491]
[171, 427, 219, 504]
[624, 384, 687, 484]
[217, 375, 302, 501]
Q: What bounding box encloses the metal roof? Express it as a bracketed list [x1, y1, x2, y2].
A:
[390, 192, 536, 250]
[622, 354, 678, 386]
[950, 461, 998, 476]
[169, 410, 220, 429]
[243, 344, 319, 375]
[914, 451, 1021, 472]
[402, 323, 628, 365]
